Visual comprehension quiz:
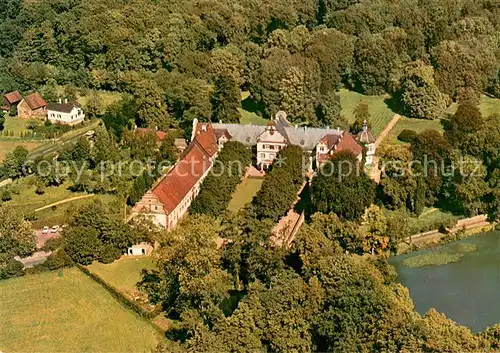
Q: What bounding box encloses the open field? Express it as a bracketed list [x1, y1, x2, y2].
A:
[32, 194, 118, 229]
[446, 95, 500, 117]
[56, 86, 123, 114]
[387, 117, 444, 144]
[0, 268, 160, 352]
[411, 207, 458, 233]
[387, 95, 499, 144]
[0, 140, 42, 161]
[87, 257, 157, 297]
[227, 177, 264, 213]
[339, 89, 395, 137]
[1, 177, 119, 227]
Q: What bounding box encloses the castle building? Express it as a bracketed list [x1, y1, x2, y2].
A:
[134, 112, 375, 231]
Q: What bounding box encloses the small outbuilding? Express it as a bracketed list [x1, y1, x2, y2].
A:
[126, 242, 153, 256]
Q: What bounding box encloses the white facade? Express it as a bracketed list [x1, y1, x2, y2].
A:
[256, 124, 288, 169]
[48, 104, 85, 125]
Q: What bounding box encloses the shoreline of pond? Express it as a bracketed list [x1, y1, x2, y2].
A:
[389, 230, 500, 332]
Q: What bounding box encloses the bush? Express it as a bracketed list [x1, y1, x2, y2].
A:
[398, 129, 418, 143]
[42, 250, 73, 270]
[0, 259, 24, 280]
[99, 245, 122, 264]
[1, 189, 12, 201]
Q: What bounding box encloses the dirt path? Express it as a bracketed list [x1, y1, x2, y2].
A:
[369, 114, 401, 183]
[375, 114, 401, 148]
[34, 194, 94, 212]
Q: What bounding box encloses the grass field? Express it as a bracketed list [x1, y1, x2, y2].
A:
[56, 86, 123, 114]
[411, 207, 458, 233]
[227, 177, 264, 213]
[0, 268, 160, 352]
[0, 140, 42, 161]
[339, 89, 395, 137]
[1, 177, 119, 227]
[386, 94, 500, 145]
[446, 95, 500, 117]
[87, 257, 157, 297]
[387, 117, 444, 144]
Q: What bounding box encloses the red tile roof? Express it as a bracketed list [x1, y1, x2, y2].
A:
[136, 128, 168, 142]
[319, 134, 341, 149]
[193, 123, 218, 157]
[5, 91, 22, 104]
[152, 143, 212, 213]
[336, 133, 363, 156]
[151, 126, 218, 213]
[24, 93, 47, 110]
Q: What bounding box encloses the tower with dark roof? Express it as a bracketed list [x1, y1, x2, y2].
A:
[355, 120, 376, 165]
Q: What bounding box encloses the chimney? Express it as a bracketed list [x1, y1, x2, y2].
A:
[155, 126, 158, 131]
[294, 124, 298, 129]
[326, 125, 330, 130]
[58, 98, 62, 104]
[64, 98, 68, 104]
[337, 127, 340, 131]
[219, 120, 222, 124]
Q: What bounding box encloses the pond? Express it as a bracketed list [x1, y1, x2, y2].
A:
[389, 230, 500, 332]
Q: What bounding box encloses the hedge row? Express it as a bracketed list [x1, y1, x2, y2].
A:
[75, 264, 162, 322]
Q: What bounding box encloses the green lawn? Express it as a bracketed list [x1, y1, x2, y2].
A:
[0, 140, 42, 161]
[339, 89, 396, 137]
[4, 179, 83, 213]
[0, 268, 160, 352]
[386, 94, 499, 144]
[56, 86, 123, 114]
[2, 177, 119, 228]
[87, 257, 157, 297]
[411, 207, 458, 233]
[227, 177, 264, 213]
[239, 92, 268, 125]
[446, 95, 500, 117]
[387, 117, 444, 144]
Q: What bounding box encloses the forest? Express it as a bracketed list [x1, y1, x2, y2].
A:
[0, 0, 499, 132]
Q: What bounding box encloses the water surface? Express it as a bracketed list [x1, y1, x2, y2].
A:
[390, 231, 500, 332]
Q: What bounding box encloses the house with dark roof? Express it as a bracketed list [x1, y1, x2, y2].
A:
[47, 99, 85, 125]
[17, 93, 47, 119]
[132, 124, 218, 230]
[1, 91, 23, 112]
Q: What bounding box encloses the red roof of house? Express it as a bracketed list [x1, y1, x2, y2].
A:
[319, 134, 341, 149]
[24, 93, 47, 110]
[151, 126, 218, 213]
[136, 128, 168, 142]
[5, 91, 22, 104]
[193, 123, 218, 157]
[336, 133, 363, 156]
[152, 143, 212, 213]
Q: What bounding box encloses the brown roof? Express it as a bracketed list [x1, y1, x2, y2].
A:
[319, 134, 341, 149]
[336, 133, 363, 156]
[193, 123, 218, 157]
[136, 128, 168, 142]
[214, 128, 232, 140]
[151, 126, 218, 213]
[152, 143, 212, 213]
[5, 91, 22, 104]
[24, 93, 47, 110]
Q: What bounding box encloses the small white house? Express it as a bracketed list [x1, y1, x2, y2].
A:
[47, 99, 85, 125]
[126, 242, 153, 256]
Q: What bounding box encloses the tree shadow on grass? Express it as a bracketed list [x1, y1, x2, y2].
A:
[384, 95, 405, 116]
